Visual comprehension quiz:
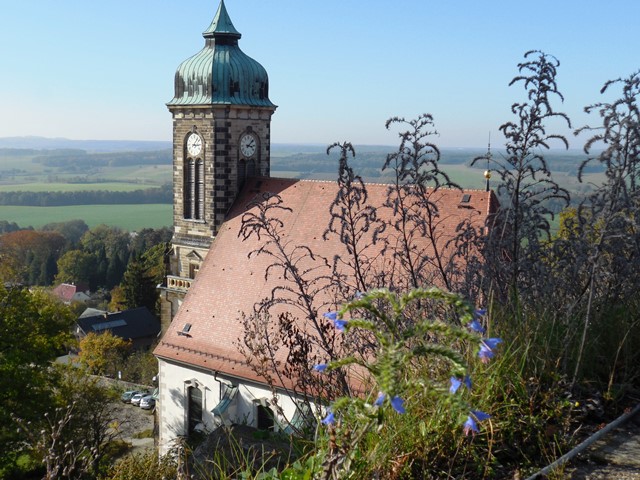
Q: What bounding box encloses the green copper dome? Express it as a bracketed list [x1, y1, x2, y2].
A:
[168, 0, 275, 108]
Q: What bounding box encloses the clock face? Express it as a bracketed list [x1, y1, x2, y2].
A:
[240, 134, 257, 158]
[187, 134, 202, 157]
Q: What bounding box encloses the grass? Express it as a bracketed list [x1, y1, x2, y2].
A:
[133, 429, 154, 439]
[0, 204, 172, 230]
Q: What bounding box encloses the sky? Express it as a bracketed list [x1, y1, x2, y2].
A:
[0, 0, 638, 149]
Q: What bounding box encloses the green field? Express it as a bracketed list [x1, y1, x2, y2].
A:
[0, 204, 172, 230]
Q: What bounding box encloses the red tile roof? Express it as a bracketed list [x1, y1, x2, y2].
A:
[52, 283, 88, 303]
[154, 178, 497, 389]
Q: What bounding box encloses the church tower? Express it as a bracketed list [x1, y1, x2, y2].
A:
[160, 0, 276, 330]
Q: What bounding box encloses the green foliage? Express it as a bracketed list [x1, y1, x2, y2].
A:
[0, 285, 74, 474]
[312, 288, 493, 479]
[55, 249, 97, 287]
[99, 451, 177, 480]
[79, 331, 132, 376]
[120, 351, 158, 385]
[120, 258, 159, 314]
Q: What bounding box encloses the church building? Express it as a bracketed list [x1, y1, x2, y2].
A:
[154, 0, 497, 454]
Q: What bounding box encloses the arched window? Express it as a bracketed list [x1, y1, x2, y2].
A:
[256, 404, 274, 431]
[187, 386, 203, 435]
[238, 160, 246, 189]
[184, 160, 194, 219]
[195, 160, 204, 220]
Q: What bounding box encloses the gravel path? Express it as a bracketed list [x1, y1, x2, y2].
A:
[567, 414, 640, 479]
[111, 400, 155, 453]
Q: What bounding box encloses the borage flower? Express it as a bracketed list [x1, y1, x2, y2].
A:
[321, 410, 335, 425]
[478, 345, 495, 363]
[313, 363, 328, 373]
[373, 392, 406, 414]
[449, 375, 472, 394]
[334, 319, 348, 332]
[478, 337, 502, 363]
[467, 319, 486, 334]
[463, 410, 490, 436]
[390, 396, 405, 414]
[323, 311, 348, 332]
[463, 415, 478, 436]
[482, 338, 502, 350]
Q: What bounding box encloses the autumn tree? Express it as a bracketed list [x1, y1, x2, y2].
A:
[41, 219, 89, 249]
[79, 331, 131, 376]
[0, 229, 66, 285]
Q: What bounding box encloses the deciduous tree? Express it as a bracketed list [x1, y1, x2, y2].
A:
[79, 331, 131, 376]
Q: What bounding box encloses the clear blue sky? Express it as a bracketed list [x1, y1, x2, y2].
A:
[0, 1, 638, 148]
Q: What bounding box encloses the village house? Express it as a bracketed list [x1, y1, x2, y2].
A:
[153, 0, 497, 454]
[76, 307, 160, 351]
[51, 282, 90, 305]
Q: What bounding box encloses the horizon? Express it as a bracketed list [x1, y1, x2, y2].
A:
[0, 135, 595, 154]
[1, 0, 638, 149]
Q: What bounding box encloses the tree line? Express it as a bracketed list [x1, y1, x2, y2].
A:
[0, 183, 171, 206]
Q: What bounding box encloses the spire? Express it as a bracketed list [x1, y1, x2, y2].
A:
[483, 133, 492, 192]
[203, 0, 241, 40]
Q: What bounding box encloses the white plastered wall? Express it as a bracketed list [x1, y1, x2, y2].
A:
[157, 358, 309, 455]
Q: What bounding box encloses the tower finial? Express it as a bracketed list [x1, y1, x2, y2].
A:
[483, 132, 492, 192]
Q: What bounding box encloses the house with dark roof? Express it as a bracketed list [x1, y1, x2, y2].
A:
[76, 307, 161, 351]
[153, 1, 498, 453]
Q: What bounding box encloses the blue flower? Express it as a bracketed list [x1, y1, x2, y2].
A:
[355, 291, 364, 299]
[450, 377, 462, 394]
[463, 415, 478, 436]
[390, 396, 406, 414]
[449, 375, 472, 394]
[475, 308, 487, 317]
[478, 338, 502, 363]
[313, 363, 328, 373]
[321, 410, 335, 425]
[334, 319, 348, 332]
[463, 410, 490, 436]
[471, 410, 491, 421]
[478, 345, 495, 363]
[482, 338, 503, 350]
[467, 319, 486, 334]
[323, 311, 348, 332]
[373, 393, 405, 414]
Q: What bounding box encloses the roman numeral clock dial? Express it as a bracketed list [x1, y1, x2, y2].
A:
[187, 134, 202, 156]
[240, 134, 256, 158]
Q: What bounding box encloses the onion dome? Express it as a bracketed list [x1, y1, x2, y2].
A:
[168, 0, 275, 108]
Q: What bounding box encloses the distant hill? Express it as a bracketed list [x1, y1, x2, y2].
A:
[0, 136, 171, 152]
[0, 136, 599, 176]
